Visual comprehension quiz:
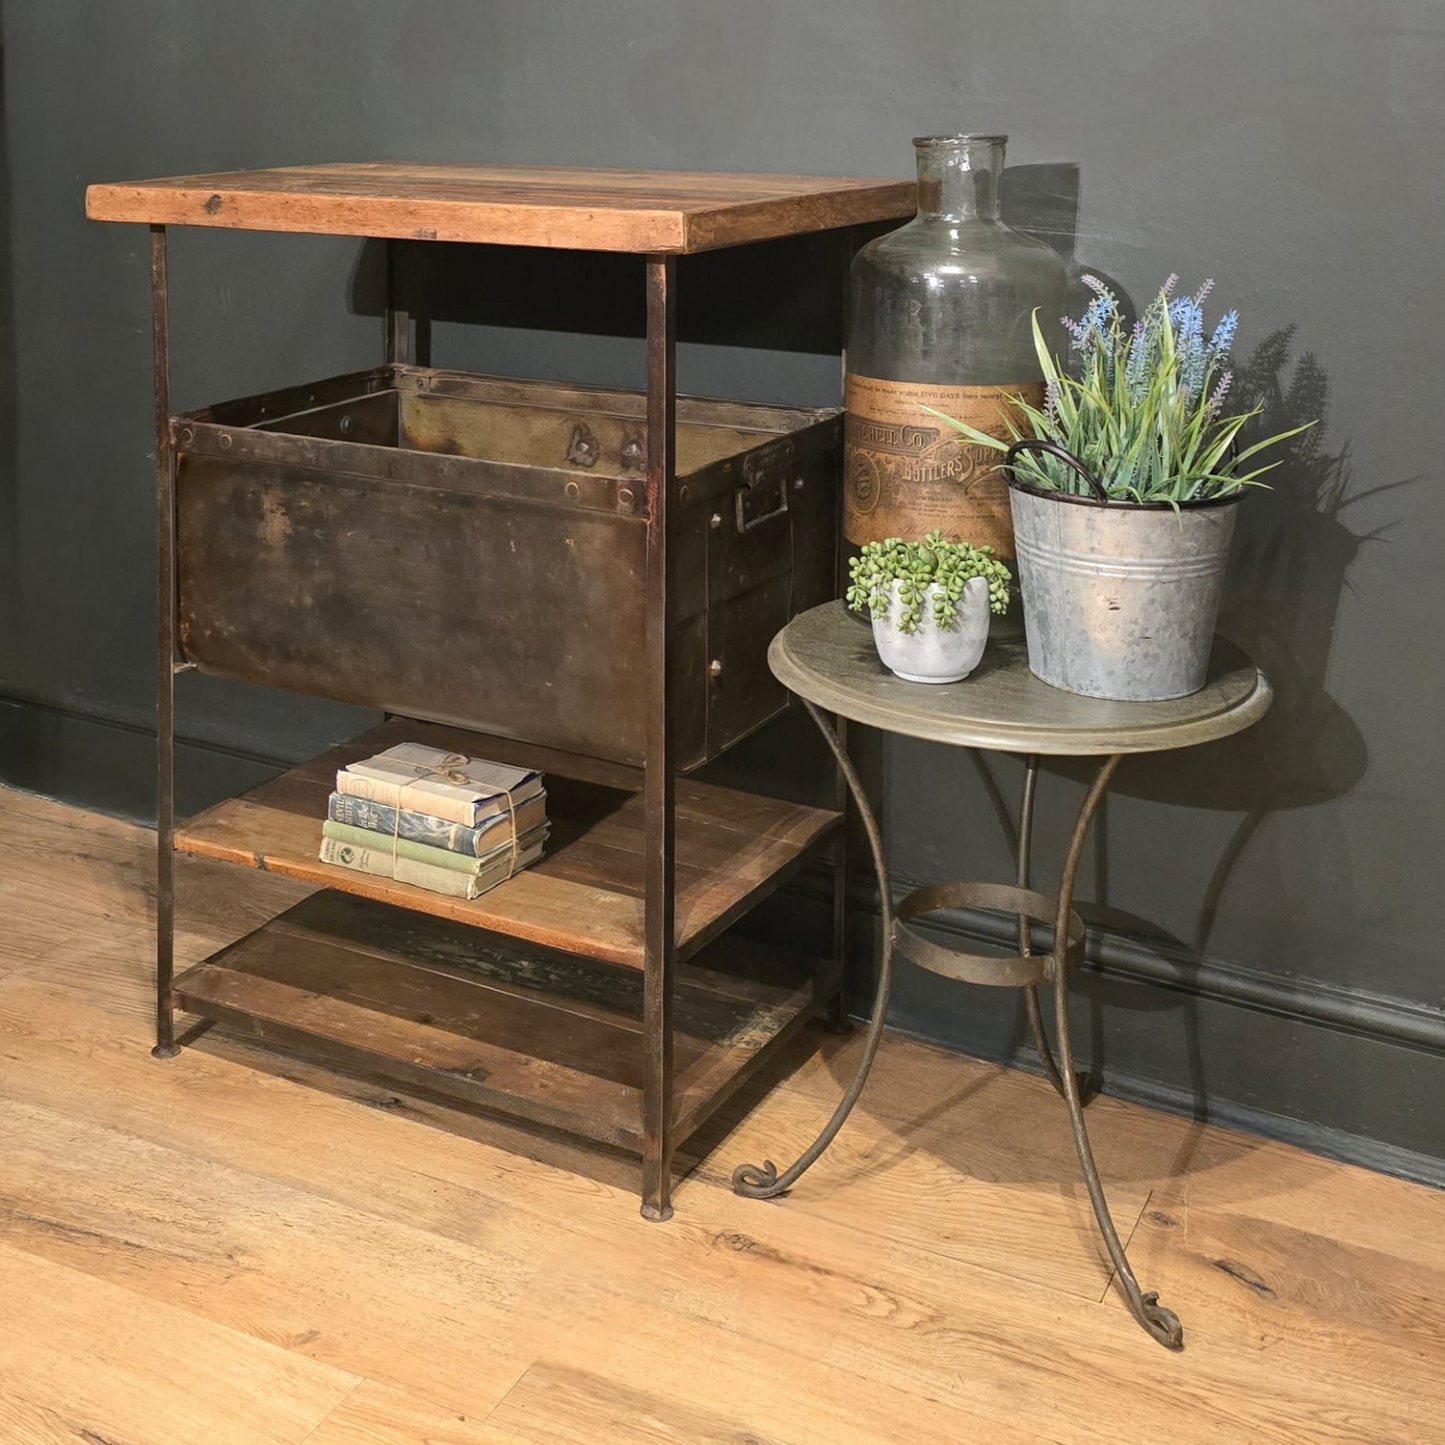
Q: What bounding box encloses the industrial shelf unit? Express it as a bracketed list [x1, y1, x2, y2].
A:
[87, 162, 914, 1217]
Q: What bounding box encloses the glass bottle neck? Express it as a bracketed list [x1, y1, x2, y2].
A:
[914, 136, 1005, 222]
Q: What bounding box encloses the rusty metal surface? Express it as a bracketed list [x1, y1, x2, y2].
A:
[641, 254, 678, 1223]
[174, 367, 839, 772]
[385, 239, 409, 365]
[151, 225, 179, 1062]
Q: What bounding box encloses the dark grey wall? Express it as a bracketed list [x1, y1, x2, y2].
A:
[3, 1, 1443, 1180]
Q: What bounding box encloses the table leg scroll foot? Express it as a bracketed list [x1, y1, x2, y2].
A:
[731, 1160, 782, 1198]
[1137, 1291, 1185, 1351]
[1052, 753, 1185, 1351]
[1059, 1054, 1185, 1349]
[730, 699, 893, 1204]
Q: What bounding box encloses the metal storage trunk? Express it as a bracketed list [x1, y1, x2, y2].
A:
[175, 366, 840, 772]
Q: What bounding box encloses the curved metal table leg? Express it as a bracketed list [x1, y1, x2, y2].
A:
[1016, 755, 1095, 1104]
[733, 698, 893, 1199]
[1052, 753, 1184, 1351]
[1016, 755, 1067, 1097]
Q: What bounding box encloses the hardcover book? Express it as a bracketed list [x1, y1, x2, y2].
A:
[318, 828, 548, 901]
[321, 819, 551, 875]
[337, 743, 543, 828]
[327, 790, 549, 859]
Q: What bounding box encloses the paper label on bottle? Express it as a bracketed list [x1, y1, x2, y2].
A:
[843, 374, 1045, 557]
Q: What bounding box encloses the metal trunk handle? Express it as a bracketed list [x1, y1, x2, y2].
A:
[734, 479, 789, 534]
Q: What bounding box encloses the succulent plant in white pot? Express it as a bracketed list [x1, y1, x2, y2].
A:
[846, 529, 1010, 684]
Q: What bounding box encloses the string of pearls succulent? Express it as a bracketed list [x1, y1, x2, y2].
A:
[846, 529, 1011, 634]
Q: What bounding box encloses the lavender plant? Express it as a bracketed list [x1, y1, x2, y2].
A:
[926, 276, 1314, 505]
[847, 529, 1010, 634]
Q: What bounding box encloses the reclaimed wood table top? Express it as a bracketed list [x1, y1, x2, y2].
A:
[769, 602, 1272, 756]
[85, 162, 916, 253]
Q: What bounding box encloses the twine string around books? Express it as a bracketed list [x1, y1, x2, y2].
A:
[394, 754, 522, 880]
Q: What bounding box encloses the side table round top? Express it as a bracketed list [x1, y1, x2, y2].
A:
[769, 602, 1272, 756]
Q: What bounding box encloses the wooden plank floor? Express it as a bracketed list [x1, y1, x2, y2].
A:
[1, 783, 1442, 1444]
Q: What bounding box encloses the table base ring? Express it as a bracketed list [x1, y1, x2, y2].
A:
[893, 881, 1084, 988]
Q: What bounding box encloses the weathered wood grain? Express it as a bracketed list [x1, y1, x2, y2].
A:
[86, 162, 916, 253]
[170, 890, 826, 1151]
[174, 717, 839, 966]
[0, 1100, 531, 1421]
[304, 1380, 525, 1445]
[0, 1244, 358, 1445]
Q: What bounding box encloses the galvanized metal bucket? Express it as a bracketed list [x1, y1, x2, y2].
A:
[1006, 440, 1240, 701]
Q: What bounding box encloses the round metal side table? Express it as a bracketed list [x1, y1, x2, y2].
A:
[732, 601, 1272, 1350]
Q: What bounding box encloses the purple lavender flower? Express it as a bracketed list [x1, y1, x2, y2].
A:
[1125, 319, 1150, 400]
[1067, 292, 1116, 356]
[1204, 369, 1234, 418]
[1080, 274, 1120, 308]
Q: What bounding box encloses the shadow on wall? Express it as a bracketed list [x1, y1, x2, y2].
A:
[1027, 330, 1395, 1135]
[345, 161, 1117, 382]
[0, 45, 18, 693]
[346, 222, 896, 386]
[1082, 330, 1374, 902]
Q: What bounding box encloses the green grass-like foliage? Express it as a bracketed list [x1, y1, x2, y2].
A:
[847, 529, 1010, 634]
[924, 276, 1315, 506]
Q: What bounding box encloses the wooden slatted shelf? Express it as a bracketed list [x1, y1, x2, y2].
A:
[175, 717, 841, 969]
[175, 890, 832, 1151]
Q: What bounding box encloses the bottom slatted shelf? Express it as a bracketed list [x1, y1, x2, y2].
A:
[174, 889, 832, 1152]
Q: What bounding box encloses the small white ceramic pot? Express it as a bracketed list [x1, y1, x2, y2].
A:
[871, 576, 990, 684]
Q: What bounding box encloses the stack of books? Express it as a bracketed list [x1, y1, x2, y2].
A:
[318, 742, 549, 900]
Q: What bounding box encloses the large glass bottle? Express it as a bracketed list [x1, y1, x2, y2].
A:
[845, 135, 1067, 556]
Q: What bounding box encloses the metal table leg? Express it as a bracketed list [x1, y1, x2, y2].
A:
[1017, 754, 1097, 1105]
[732, 698, 893, 1199]
[151, 224, 180, 1063]
[1017, 755, 1066, 1095]
[1051, 753, 1184, 1350]
[640, 254, 678, 1223]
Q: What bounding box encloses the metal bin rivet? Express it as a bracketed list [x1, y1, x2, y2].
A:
[679, 484, 690, 502]
[218, 433, 232, 449]
[709, 659, 723, 679]
[617, 486, 634, 510]
[565, 480, 580, 499]
[178, 427, 193, 445]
